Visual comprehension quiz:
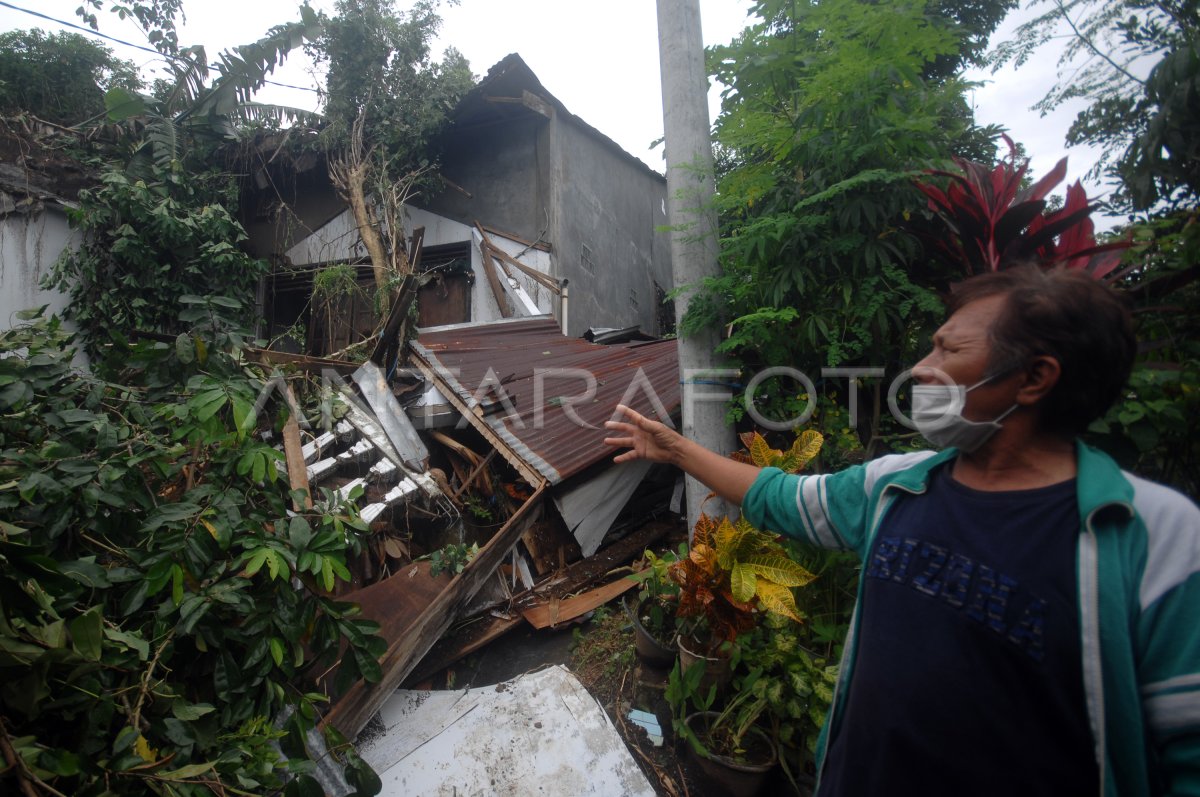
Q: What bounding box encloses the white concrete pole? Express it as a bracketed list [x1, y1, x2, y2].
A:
[657, 0, 738, 532]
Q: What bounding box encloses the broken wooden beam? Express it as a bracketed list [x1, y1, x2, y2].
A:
[281, 396, 313, 511]
[475, 225, 513, 318]
[322, 480, 549, 740]
[519, 577, 638, 630]
[403, 518, 674, 685]
[402, 612, 525, 687]
[408, 356, 545, 489]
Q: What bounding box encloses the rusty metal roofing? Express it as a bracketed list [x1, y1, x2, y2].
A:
[409, 316, 680, 486]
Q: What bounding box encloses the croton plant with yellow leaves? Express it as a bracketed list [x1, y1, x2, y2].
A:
[669, 430, 823, 649]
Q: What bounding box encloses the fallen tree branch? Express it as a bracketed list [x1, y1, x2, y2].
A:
[0, 715, 66, 797]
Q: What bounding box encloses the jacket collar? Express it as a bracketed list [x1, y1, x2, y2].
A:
[886, 442, 1134, 521]
[1073, 439, 1135, 522]
[885, 448, 958, 495]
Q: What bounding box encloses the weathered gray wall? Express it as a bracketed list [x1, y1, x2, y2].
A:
[240, 166, 346, 261]
[550, 118, 671, 337]
[423, 114, 548, 244]
[0, 207, 77, 328]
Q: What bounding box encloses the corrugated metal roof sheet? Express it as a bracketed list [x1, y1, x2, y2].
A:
[410, 316, 680, 486]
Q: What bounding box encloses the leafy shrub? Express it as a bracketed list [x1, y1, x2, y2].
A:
[47, 168, 266, 358]
[0, 307, 382, 796]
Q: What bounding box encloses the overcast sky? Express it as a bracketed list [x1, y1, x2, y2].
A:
[1, 0, 1118, 224]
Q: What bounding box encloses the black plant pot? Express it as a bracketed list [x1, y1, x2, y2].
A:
[684, 711, 778, 797]
[626, 596, 677, 668]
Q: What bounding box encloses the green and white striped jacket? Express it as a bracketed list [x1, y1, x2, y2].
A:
[742, 441, 1200, 796]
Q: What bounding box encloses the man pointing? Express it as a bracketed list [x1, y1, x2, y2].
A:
[604, 266, 1200, 796]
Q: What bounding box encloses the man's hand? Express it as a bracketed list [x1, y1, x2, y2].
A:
[604, 404, 761, 506]
[603, 404, 682, 465]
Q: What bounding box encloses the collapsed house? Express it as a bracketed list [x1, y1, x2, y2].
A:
[0, 51, 687, 784]
[244, 52, 676, 349]
[260, 312, 681, 744]
[240, 54, 688, 759]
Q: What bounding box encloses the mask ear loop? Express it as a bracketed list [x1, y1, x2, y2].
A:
[993, 402, 1021, 424]
[966, 358, 1026, 393]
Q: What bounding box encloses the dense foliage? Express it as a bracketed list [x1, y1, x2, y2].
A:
[0, 307, 383, 796]
[696, 0, 1007, 453]
[0, 29, 141, 126]
[42, 4, 322, 355]
[49, 169, 266, 359]
[311, 0, 473, 177]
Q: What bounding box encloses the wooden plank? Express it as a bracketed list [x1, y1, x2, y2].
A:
[474, 224, 558, 293]
[322, 482, 549, 740]
[408, 355, 546, 488]
[368, 272, 417, 367]
[451, 449, 497, 501]
[476, 225, 512, 318]
[520, 577, 637, 630]
[521, 89, 555, 120]
[406, 518, 672, 685]
[484, 239, 559, 293]
[408, 226, 426, 272]
[281, 405, 313, 511]
[481, 224, 551, 253]
[403, 613, 525, 687]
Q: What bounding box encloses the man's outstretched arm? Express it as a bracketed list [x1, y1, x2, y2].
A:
[602, 404, 761, 506]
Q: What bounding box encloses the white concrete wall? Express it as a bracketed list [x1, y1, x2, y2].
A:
[0, 207, 79, 329]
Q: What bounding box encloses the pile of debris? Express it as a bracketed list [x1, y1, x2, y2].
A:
[254, 289, 683, 746]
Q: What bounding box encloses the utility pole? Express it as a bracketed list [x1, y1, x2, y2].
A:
[657, 0, 738, 532]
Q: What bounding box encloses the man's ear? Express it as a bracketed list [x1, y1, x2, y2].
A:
[1016, 355, 1061, 406]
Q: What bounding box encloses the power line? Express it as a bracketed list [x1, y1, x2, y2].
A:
[0, 0, 321, 94]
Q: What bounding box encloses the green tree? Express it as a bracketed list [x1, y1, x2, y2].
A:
[0, 29, 141, 126]
[308, 0, 474, 295]
[698, 0, 1004, 453]
[47, 6, 325, 355]
[76, 0, 187, 58]
[49, 168, 267, 358]
[990, 0, 1198, 211]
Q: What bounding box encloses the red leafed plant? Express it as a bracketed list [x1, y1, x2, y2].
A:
[914, 135, 1130, 279]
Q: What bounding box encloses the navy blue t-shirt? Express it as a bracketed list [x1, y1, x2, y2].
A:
[817, 464, 1098, 796]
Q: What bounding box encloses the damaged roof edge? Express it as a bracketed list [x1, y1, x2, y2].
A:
[409, 317, 681, 488]
[415, 313, 556, 337]
[464, 53, 666, 184]
[408, 345, 563, 486]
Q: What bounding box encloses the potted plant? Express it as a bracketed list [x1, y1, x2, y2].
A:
[670, 512, 815, 688]
[667, 656, 779, 796]
[732, 614, 842, 794]
[625, 546, 683, 667]
[658, 430, 827, 794]
[669, 430, 823, 687]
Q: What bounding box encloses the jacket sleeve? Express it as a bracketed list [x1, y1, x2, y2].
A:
[741, 465, 873, 556]
[1138, 572, 1200, 795]
[1133, 486, 1200, 795]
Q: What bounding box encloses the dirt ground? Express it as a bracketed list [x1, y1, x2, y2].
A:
[567, 602, 701, 797]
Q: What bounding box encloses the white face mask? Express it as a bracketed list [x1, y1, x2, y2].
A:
[910, 375, 1020, 452]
